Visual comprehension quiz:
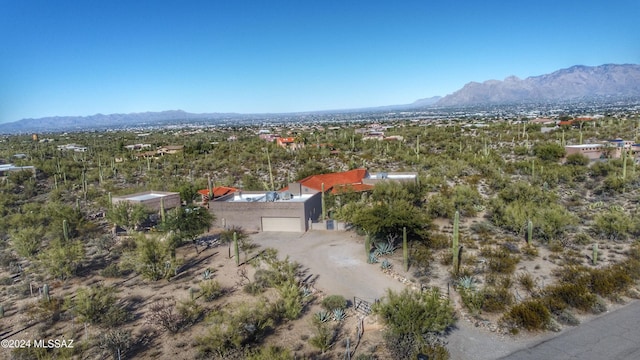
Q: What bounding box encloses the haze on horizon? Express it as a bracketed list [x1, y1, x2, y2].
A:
[1, 0, 638, 124]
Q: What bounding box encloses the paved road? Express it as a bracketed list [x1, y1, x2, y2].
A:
[500, 300, 640, 360]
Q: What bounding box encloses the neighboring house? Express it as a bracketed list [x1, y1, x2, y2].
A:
[606, 139, 634, 159]
[111, 191, 181, 212]
[197, 186, 238, 204]
[276, 137, 304, 150]
[284, 168, 417, 195]
[565, 144, 605, 161]
[124, 143, 152, 151]
[0, 164, 36, 177]
[157, 145, 184, 155]
[57, 144, 88, 152]
[209, 191, 321, 232]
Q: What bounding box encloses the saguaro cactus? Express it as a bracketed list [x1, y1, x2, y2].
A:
[63, 220, 69, 242]
[43, 284, 50, 302]
[527, 219, 533, 245]
[593, 243, 598, 265]
[0, 304, 4, 318]
[452, 211, 460, 274]
[365, 234, 371, 262]
[403, 227, 408, 272]
[233, 232, 240, 266]
[160, 197, 166, 224]
[321, 183, 326, 221]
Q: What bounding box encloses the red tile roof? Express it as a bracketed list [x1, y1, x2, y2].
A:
[296, 168, 369, 192]
[197, 186, 238, 198]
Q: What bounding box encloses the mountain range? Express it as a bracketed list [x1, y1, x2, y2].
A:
[1, 64, 639, 134]
[436, 63, 640, 106]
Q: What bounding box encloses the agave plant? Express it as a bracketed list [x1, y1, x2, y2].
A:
[301, 286, 312, 298]
[380, 259, 392, 270]
[368, 253, 379, 264]
[314, 310, 331, 323]
[202, 268, 212, 280]
[457, 276, 477, 291]
[374, 242, 396, 256]
[332, 308, 346, 322]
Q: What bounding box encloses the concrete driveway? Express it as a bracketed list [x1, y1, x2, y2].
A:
[250, 231, 406, 302]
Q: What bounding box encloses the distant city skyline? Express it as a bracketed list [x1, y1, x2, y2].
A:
[1, 0, 638, 123]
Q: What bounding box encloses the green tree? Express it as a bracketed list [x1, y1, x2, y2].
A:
[594, 209, 633, 241]
[125, 234, 179, 281]
[10, 226, 44, 258]
[106, 202, 149, 233]
[533, 143, 566, 161]
[373, 288, 455, 359]
[38, 238, 85, 280]
[71, 285, 127, 327]
[163, 205, 213, 252]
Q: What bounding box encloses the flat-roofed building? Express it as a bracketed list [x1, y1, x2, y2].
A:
[209, 191, 321, 232]
[564, 144, 605, 160]
[111, 191, 181, 211]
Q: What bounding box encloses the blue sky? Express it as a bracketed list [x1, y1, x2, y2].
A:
[1, 1, 638, 123]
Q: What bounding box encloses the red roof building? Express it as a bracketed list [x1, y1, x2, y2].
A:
[198, 186, 238, 203]
[284, 168, 374, 195]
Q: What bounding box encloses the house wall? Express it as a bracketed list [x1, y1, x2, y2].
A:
[209, 192, 321, 232]
[565, 146, 604, 160]
[112, 191, 181, 212]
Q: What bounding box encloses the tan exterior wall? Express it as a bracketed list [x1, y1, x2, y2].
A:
[112, 191, 181, 212]
[209, 192, 322, 232]
[565, 146, 603, 160]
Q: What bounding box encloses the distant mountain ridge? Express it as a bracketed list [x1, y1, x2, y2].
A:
[2, 63, 639, 134]
[436, 64, 640, 106]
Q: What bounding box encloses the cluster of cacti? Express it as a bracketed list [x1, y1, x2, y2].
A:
[593, 243, 599, 265]
[452, 211, 461, 275]
[403, 227, 408, 272]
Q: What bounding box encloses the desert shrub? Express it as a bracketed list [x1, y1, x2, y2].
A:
[247, 345, 293, 360]
[555, 309, 580, 326]
[591, 296, 608, 314]
[533, 143, 565, 161]
[589, 266, 633, 297]
[276, 280, 304, 320]
[98, 329, 132, 360]
[481, 286, 513, 313]
[322, 294, 347, 311]
[200, 280, 225, 302]
[429, 233, 450, 250]
[309, 321, 336, 354]
[100, 263, 122, 278]
[517, 272, 536, 293]
[373, 288, 455, 339]
[544, 283, 596, 312]
[565, 153, 589, 166]
[244, 282, 265, 295]
[486, 249, 519, 274]
[459, 288, 483, 315]
[71, 285, 128, 327]
[504, 300, 551, 331]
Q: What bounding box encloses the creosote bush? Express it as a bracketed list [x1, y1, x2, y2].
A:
[321, 294, 347, 311]
[503, 300, 551, 331]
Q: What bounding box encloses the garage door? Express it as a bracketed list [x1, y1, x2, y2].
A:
[261, 217, 301, 232]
